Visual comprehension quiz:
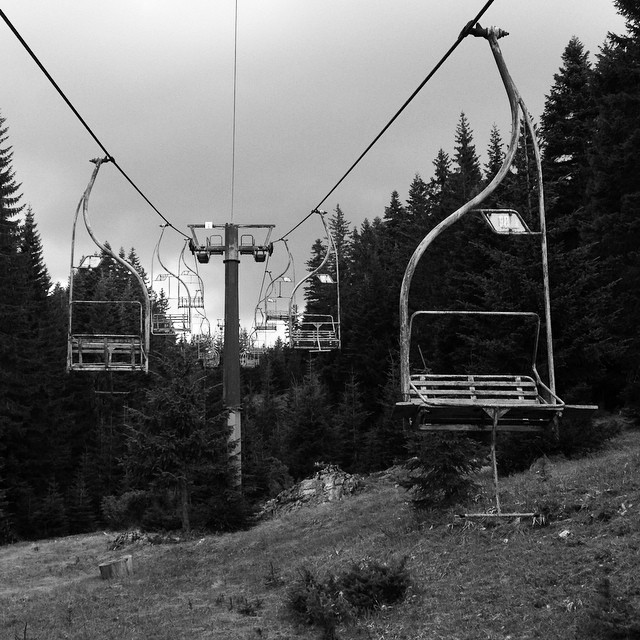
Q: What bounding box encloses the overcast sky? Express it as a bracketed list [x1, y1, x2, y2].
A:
[0, 1, 627, 337]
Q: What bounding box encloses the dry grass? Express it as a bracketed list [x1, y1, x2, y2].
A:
[1, 429, 639, 639]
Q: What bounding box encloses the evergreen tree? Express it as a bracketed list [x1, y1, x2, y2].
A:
[67, 459, 98, 534]
[122, 343, 231, 532]
[406, 174, 429, 222]
[541, 37, 596, 232]
[241, 353, 292, 500]
[414, 115, 484, 339]
[450, 112, 483, 203]
[280, 371, 337, 479]
[484, 125, 505, 185]
[586, 4, 640, 409]
[33, 479, 69, 538]
[341, 217, 397, 400]
[0, 113, 31, 537]
[382, 190, 406, 233]
[332, 372, 370, 470]
[0, 461, 14, 543]
[302, 237, 329, 316]
[538, 37, 612, 402]
[425, 149, 454, 222]
[12, 209, 71, 510]
[329, 204, 352, 276]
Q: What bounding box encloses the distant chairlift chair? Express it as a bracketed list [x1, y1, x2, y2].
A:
[67, 158, 150, 373]
[287, 211, 341, 353]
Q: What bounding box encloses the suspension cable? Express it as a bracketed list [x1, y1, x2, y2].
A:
[0, 8, 190, 240]
[275, 0, 496, 242]
[230, 0, 240, 222]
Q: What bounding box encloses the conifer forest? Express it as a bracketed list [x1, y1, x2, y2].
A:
[1, 1, 640, 542]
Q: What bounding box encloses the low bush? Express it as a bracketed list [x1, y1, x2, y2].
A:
[336, 556, 410, 613]
[401, 432, 483, 509]
[286, 558, 410, 639]
[101, 490, 154, 530]
[287, 567, 346, 639]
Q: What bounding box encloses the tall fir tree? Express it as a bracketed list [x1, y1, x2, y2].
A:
[541, 37, 596, 235]
[425, 149, 454, 222]
[0, 112, 28, 539]
[586, 2, 640, 409]
[406, 174, 429, 223]
[122, 342, 231, 532]
[538, 37, 613, 402]
[279, 370, 337, 479]
[341, 216, 398, 403]
[450, 112, 483, 204]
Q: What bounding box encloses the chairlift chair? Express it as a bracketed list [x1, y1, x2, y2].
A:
[150, 227, 200, 336]
[152, 312, 191, 335]
[289, 314, 340, 352]
[287, 211, 341, 352]
[67, 158, 151, 373]
[394, 26, 597, 518]
[265, 276, 294, 322]
[194, 333, 220, 368]
[240, 347, 266, 369]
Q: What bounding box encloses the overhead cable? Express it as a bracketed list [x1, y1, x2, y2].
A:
[276, 0, 497, 242]
[230, 0, 239, 222]
[0, 8, 189, 240]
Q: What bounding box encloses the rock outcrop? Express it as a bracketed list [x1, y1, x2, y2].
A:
[258, 464, 361, 519]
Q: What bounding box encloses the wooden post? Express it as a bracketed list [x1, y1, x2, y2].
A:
[99, 554, 133, 580]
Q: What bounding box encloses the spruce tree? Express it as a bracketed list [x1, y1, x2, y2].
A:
[121, 343, 231, 532]
[586, 4, 640, 409]
[450, 112, 483, 204]
[484, 124, 504, 183]
[341, 217, 397, 401]
[33, 479, 69, 538]
[280, 371, 337, 479]
[382, 190, 406, 233]
[538, 37, 612, 402]
[332, 372, 369, 470]
[541, 37, 596, 232]
[406, 174, 429, 222]
[0, 112, 29, 536]
[424, 149, 454, 225]
[302, 237, 329, 316]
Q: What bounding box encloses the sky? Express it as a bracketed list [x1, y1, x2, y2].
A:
[0, 1, 627, 341]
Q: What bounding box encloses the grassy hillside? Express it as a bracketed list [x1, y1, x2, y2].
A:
[1, 430, 639, 640]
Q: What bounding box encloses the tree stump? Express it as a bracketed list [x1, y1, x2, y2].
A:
[99, 554, 133, 580]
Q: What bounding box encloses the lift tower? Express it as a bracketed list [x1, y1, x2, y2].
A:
[189, 222, 274, 486]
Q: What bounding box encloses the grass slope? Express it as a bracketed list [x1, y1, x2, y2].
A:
[1, 430, 639, 640]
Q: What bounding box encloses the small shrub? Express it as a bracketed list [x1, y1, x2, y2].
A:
[336, 557, 410, 612]
[287, 567, 346, 639]
[286, 559, 411, 639]
[101, 490, 152, 529]
[401, 433, 483, 509]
